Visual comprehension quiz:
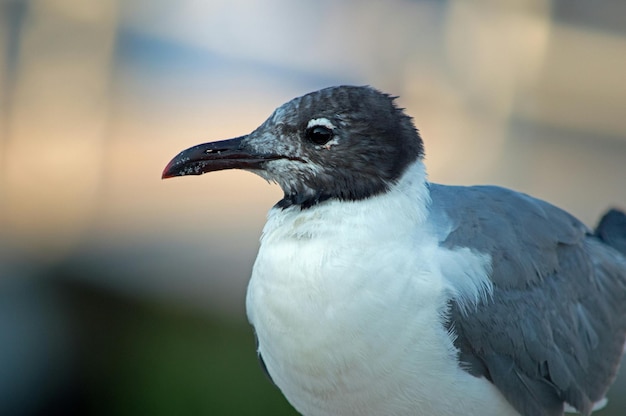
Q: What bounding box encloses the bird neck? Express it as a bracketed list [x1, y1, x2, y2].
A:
[262, 159, 431, 243]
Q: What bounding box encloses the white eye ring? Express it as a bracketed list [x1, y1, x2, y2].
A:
[307, 118, 335, 130]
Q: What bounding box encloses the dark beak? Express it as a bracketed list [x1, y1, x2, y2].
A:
[162, 136, 281, 179]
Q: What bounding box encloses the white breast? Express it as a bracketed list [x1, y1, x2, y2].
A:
[245, 162, 519, 416]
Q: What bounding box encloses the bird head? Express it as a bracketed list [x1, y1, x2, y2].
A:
[162, 86, 424, 208]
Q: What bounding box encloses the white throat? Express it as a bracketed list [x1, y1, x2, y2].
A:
[245, 160, 516, 416]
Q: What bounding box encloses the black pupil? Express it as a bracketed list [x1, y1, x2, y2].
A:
[306, 125, 334, 145]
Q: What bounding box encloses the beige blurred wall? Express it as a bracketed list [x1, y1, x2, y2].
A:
[2, 0, 119, 260]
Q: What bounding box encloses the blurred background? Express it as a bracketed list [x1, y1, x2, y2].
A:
[1, 0, 625, 414]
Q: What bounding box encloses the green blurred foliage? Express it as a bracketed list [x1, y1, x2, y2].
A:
[92, 302, 297, 416]
[1, 272, 298, 416]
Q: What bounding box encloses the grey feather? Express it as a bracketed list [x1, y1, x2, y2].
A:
[430, 184, 626, 416]
[254, 331, 276, 386]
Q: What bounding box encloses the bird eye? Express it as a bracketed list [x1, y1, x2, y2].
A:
[306, 125, 334, 146]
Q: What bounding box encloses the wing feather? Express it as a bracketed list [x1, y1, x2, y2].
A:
[429, 184, 626, 416]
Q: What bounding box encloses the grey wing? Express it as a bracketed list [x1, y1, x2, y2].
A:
[429, 184, 626, 416]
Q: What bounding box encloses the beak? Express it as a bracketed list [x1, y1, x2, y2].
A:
[162, 136, 282, 179]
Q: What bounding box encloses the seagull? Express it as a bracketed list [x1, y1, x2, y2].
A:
[162, 86, 626, 416]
